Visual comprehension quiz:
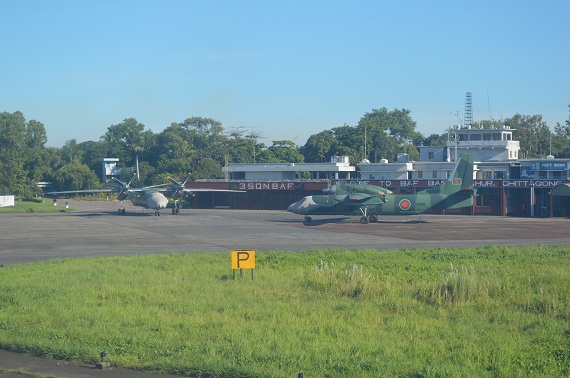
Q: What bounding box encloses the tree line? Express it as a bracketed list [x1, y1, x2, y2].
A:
[1, 107, 569, 197]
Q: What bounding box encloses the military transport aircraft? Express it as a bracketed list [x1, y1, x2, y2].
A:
[48, 160, 244, 216]
[288, 154, 475, 224]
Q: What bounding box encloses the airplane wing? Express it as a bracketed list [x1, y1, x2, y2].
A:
[145, 183, 170, 189]
[157, 176, 245, 198]
[157, 188, 246, 194]
[184, 188, 246, 193]
[332, 193, 386, 206]
[46, 188, 117, 196]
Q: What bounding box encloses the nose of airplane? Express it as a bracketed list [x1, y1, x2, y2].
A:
[287, 196, 318, 214]
[148, 192, 168, 210]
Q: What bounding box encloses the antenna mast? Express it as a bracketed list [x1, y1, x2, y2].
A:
[364, 124, 367, 160]
[465, 92, 473, 129]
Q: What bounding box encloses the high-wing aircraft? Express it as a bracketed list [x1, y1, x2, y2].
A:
[288, 154, 475, 224]
[48, 159, 244, 216]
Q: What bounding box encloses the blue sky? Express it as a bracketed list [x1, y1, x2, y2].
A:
[1, 1, 568, 147]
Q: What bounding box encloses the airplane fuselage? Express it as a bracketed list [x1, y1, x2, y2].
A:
[127, 189, 169, 211]
[288, 190, 473, 217]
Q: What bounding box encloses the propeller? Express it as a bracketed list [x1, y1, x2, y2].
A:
[109, 174, 135, 201]
[321, 181, 336, 195]
[168, 173, 192, 199]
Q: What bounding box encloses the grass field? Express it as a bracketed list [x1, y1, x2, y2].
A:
[0, 246, 568, 377]
[0, 200, 75, 213]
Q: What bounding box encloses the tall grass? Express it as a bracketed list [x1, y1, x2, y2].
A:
[0, 246, 568, 377]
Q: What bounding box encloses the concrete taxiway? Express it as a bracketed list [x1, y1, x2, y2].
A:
[0, 199, 569, 377]
[1, 199, 569, 266]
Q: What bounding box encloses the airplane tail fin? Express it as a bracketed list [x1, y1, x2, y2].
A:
[440, 154, 474, 194]
[135, 155, 142, 188]
[426, 154, 475, 210]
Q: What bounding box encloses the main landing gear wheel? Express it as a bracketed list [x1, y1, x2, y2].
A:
[359, 206, 373, 224]
[369, 215, 378, 223]
[172, 200, 181, 215]
[117, 208, 126, 215]
[303, 216, 312, 225]
[154, 210, 160, 216]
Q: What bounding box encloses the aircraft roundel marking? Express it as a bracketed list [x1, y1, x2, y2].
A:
[399, 199, 412, 210]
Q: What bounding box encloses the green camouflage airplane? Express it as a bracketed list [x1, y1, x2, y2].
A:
[288, 154, 475, 224]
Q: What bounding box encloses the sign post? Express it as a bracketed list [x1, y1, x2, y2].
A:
[231, 250, 255, 280]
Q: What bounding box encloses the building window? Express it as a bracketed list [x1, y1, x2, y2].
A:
[494, 171, 504, 179]
[432, 170, 438, 178]
[539, 171, 548, 179]
[418, 171, 423, 179]
[485, 171, 492, 179]
[428, 152, 435, 159]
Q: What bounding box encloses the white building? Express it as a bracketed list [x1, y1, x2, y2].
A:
[223, 156, 355, 181]
[358, 159, 459, 181]
[0, 196, 15, 207]
[446, 125, 520, 162]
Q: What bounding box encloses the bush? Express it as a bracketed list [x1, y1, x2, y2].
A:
[20, 197, 44, 203]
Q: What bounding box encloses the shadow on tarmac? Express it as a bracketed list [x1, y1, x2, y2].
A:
[278, 217, 429, 226]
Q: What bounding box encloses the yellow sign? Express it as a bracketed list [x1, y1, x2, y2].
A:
[231, 250, 256, 270]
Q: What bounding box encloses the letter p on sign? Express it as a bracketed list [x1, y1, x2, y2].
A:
[231, 250, 256, 270]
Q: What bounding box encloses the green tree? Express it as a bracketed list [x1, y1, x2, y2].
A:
[44, 147, 63, 178]
[153, 122, 196, 179]
[23, 119, 51, 192]
[101, 118, 147, 165]
[178, 117, 227, 163]
[77, 140, 108, 178]
[506, 114, 551, 158]
[357, 107, 422, 162]
[61, 139, 82, 164]
[257, 140, 305, 163]
[550, 104, 570, 158]
[225, 127, 265, 164]
[153, 117, 231, 180]
[192, 157, 224, 180]
[0, 111, 47, 196]
[422, 133, 448, 147]
[300, 130, 336, 162]
[52, 162, 100, 191]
